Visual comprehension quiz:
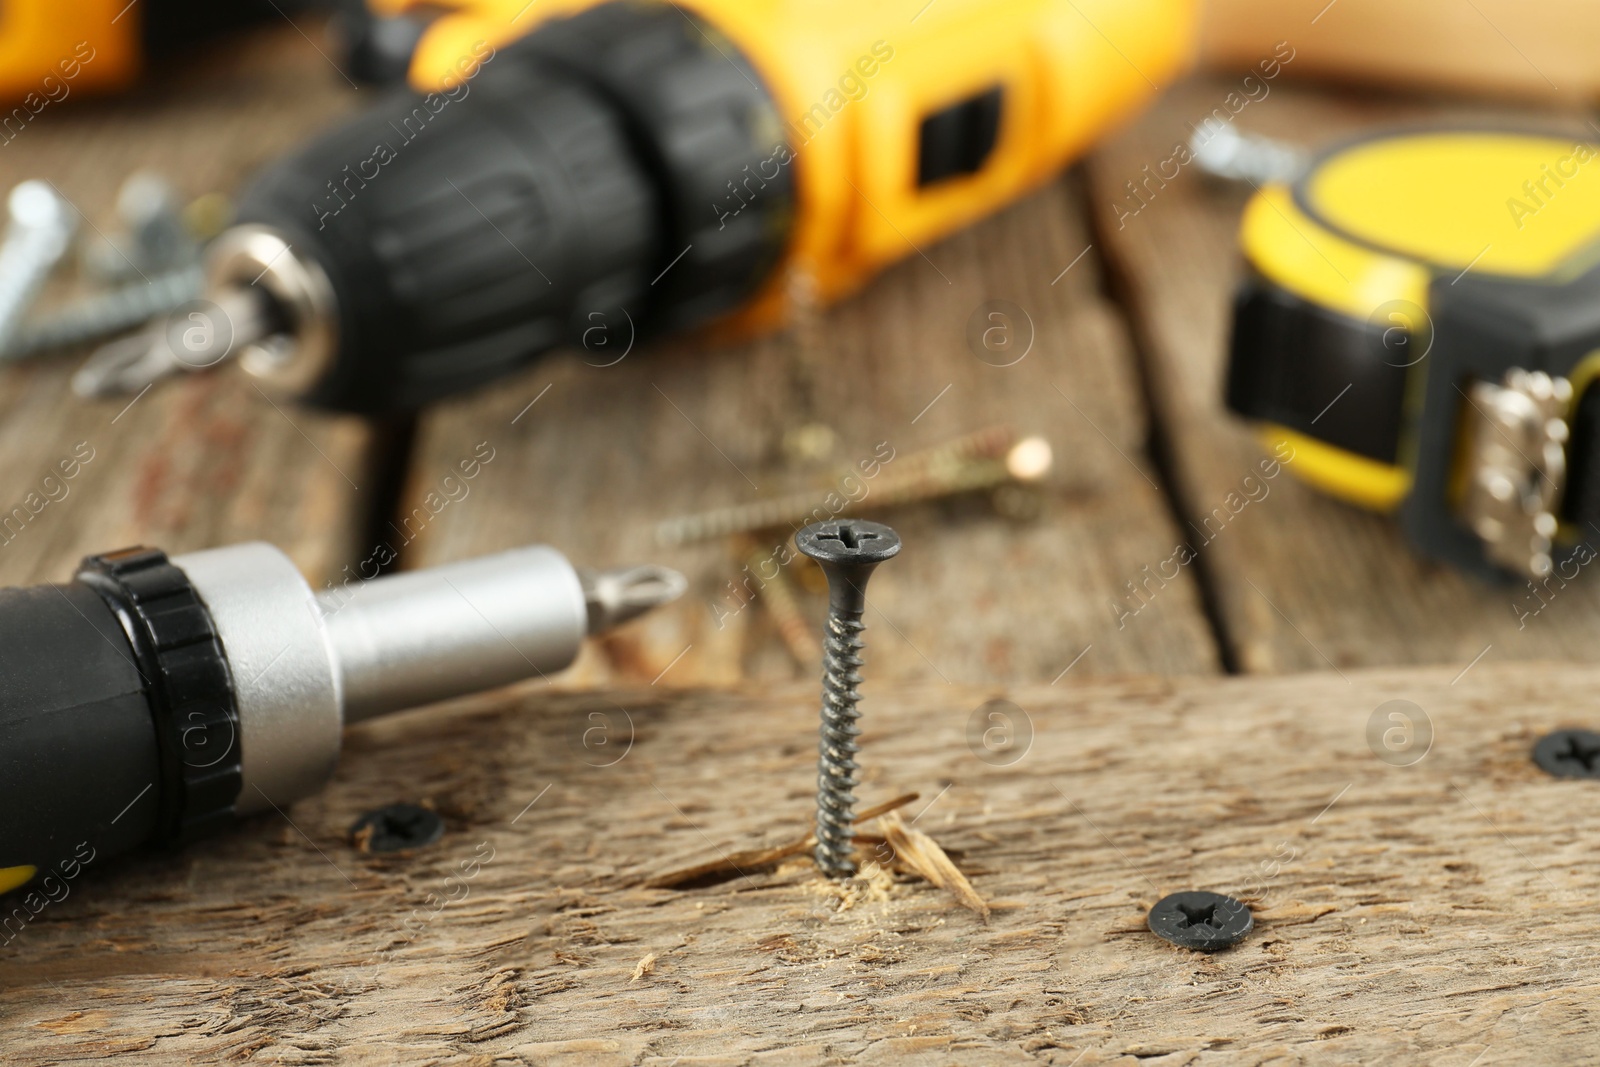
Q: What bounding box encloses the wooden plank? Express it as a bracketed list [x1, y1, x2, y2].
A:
[402, 175, 1220, 687]
[4, 663, 1595, 1063]
[0, 24, 370, 587]
[1084, 78, 1600, 674]
[1200, 0, 1596, 102]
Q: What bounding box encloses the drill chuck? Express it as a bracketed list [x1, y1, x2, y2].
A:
[0, 541, 683, 896]
[217, 0, 792, 412]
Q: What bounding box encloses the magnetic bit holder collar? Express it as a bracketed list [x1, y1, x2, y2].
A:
[795, 519, 901, 879]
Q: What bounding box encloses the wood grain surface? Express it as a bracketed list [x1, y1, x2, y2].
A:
[5, 663, 1596, 1064]
[1199, 0, 1599, 102]
[402, 176, 1220, 688]
[1084, 78, 1600, 675]
[0, 24, 369, 588]
[6, 20, 1600, 1067]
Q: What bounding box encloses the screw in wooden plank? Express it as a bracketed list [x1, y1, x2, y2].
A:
[1532, 729, 1600, 779]
[1147, 890, 1253, 952]
[349, 802, 444, 853]
[794, 518, 901, 878]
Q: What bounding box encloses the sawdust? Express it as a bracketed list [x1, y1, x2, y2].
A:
[478, 968, 522, 1013]
[809, 858, 897, 912]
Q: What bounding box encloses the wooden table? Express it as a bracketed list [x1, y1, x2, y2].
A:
[2, 21, 1596, 1065]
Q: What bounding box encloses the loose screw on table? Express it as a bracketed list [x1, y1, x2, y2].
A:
[1147, 890, 1254, 952]
[0, 181, 77, 356]
[1532, 728, 1600, 779]
[740, 539, 820, 665]
[4, 265, 203, 362]
[654, 427, 1049, 546]
[795, 518, 901, 878]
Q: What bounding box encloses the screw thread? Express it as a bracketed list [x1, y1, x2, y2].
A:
[6, 266, 202, 361]
[0, 213, 76, 354]
[815, 609, 865, 876]
[862, 455, 1009, 509]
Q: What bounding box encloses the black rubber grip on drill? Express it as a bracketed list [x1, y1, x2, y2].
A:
[232, 0, 792, 413]
[76, 548, 242, 847]
[510, 0, 795, 335]
[235, 65, 655, 411]
[0, 582, 157, 887]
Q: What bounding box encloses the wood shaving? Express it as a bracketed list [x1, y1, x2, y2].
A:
[879, 810, 990, 922]
[646, 793, 919, 888]
[629, 953, 656, 983]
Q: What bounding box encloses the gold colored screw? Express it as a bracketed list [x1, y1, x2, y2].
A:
[654, 427, 1051, 546]
[743, 541, 820, 665]
[863, 434, 1052, 512]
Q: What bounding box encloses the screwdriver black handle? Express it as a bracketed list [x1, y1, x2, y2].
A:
[0, 540, 683, 900]
[0, 549, 240, 900]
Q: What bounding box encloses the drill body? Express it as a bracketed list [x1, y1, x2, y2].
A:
[213, 0, 1194, 410]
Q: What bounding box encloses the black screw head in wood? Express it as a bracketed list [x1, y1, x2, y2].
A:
[1533, 729, 1600, 779]
[795, 519, 901, 879]
[1147, 890, 1253, 952]
[350, 803, 444, 853]
[795, 519, 901, 615]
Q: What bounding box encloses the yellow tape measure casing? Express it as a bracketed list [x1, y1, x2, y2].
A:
[1232, 128, 1600, 516]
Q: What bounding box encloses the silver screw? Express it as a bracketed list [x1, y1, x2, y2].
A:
[795, 518, 901, 879]
[83, 171, 200, 283]
[2, 265, 203, 362]
[0, 181, 77, 355]
[1190, 123, 1308, 186]
[72, 282, 272, 398]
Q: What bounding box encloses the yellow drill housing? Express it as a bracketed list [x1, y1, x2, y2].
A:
[400, 0, 1196, 327]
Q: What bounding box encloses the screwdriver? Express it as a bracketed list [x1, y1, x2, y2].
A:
[0, 540, 683, 896]
[74, 0, 1194, 411]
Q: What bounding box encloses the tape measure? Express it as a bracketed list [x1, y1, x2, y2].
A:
[1226, 126, 1600, 580]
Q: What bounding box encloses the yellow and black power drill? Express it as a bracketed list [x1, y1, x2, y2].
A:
[71, 0, 1194, 410]
[1226, 127, 1600, 582]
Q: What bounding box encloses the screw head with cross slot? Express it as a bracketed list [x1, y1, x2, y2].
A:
[1147, 890, 1254, 952]
[794, 519, 901, 615]
[349, 802, 445, 853]
[1533, 729, 1600, 779]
